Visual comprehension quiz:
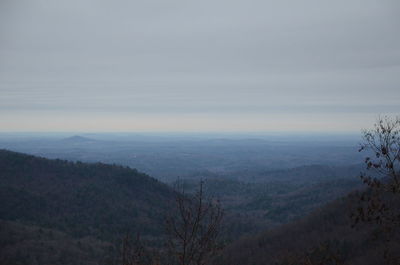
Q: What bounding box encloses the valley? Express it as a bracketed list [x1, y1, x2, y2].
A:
[0, 134, 370, 264]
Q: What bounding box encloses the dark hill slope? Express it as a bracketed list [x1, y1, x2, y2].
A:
[0, 220, 112, 265]
[0, 149, 175, 240]
[217, 193, 399, 265]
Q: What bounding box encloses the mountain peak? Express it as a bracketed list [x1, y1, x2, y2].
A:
[62, 135, 95, 142]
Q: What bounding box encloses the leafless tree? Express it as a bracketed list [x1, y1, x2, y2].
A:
[165, 181, 224, 265]
[353, 116, 400, 227]
[121, 233, 159, 265]
[352, 116, 400, 264]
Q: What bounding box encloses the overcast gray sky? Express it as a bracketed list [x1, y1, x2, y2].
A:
[0, 0, 399, 132]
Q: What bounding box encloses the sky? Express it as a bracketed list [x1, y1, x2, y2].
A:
[0, 0, 399, 132]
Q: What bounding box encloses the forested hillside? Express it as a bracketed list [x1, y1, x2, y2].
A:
[177, 166, 362, 238]
[0, 220, 112, 265]
[0, 149, 178, 264]
[216, 192, 400, 265]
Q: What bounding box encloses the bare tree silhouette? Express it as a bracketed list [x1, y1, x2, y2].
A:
[352, 116, 400, 264]
[165, 181, 224, 265]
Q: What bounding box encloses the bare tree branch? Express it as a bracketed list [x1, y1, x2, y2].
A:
[166, 181, 224, 265]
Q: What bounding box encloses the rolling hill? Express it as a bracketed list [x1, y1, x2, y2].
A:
[216, 191, 400, 265]
[0, 149, 176, 241]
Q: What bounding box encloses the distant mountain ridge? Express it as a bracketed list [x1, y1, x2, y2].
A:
[61, 135, 96, 142]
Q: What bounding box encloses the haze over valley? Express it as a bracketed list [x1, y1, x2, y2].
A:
[1, 0, 400, 264]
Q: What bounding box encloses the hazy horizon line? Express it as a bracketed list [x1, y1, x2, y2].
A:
[0, 130, 363, 136]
